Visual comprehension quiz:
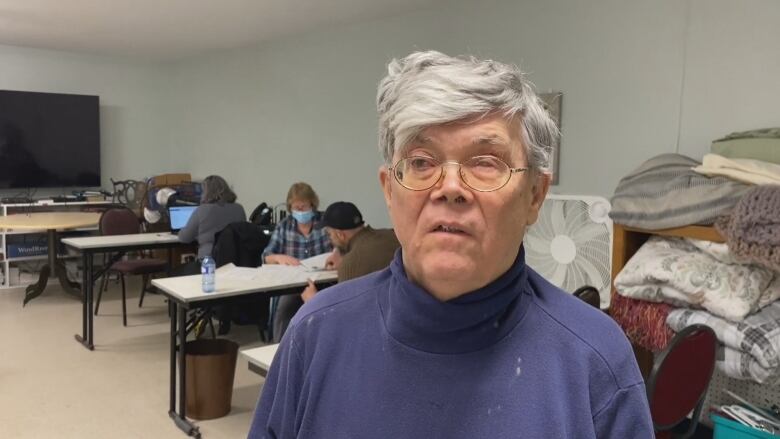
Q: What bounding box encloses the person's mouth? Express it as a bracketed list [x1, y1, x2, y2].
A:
[431, 223, 470, 235]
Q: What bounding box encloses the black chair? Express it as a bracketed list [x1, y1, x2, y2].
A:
[573, 285, 601, 309]
[188, 222, 272, 339]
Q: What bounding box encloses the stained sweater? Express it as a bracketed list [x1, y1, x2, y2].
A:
[249, 249, 653, 438]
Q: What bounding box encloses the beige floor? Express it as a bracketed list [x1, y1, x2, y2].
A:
[0, 277, 267, 438]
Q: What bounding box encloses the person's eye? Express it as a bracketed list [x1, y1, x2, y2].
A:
[408, 157, 437, 171]
[471, 156, 501, 169]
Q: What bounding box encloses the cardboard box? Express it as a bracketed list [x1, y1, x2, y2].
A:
[149, 173, 192, 187]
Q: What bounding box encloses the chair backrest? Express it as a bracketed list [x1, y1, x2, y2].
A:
[573, 285, 601, 309]
[100, 208, 141, 236]
[111, 179, 148, 212]
[213, 222, 270, 268]
[646, 324, 717, 433]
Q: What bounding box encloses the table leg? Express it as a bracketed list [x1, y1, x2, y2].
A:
[86, 254, 95, 348]
[23, 264, 50, 306]
[50, 229, 81, 298]
[169, 301, 177, 414]
[169, 302, 200, 437]
[23, 229, 80, 306]
[74, 251, 94, 350]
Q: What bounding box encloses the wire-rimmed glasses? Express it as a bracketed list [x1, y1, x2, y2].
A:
[389, 155, 528, 192]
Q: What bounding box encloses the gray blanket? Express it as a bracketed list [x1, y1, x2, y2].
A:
[609, 154, 749, 230]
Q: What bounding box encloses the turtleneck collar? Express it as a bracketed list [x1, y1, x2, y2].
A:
[378, 247, 531, 354]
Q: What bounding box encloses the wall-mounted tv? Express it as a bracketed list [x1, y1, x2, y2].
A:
[0, 90, 100, 189]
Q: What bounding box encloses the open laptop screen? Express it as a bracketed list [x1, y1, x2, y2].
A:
[169, 206, 197, 232]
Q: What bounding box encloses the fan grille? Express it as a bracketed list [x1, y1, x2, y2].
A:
[525, 197, 612, 306]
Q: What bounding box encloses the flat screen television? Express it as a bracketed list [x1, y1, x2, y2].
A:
[0, 90, 100, 189]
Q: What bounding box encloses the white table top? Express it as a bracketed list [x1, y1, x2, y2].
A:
[152, 264, 337, 303]
[62, 232, 180, 249]
[0, 212, 101, 230]
[241, 344, 280, 372]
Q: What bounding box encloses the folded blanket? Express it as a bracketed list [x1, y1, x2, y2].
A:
[716, 185, 780, 271]
[668, 303, 780, 384]
[712, 138, 780, 165]
[609, 293, 675, 352]
[667, 303, 780, 370]
[714, 128, 780, 165]
[718, 344, 780, 385]
[615, 236, 780, 321]
[609, 154, 748, 229]
[693, 154, 780, 185]
[716, 127, 780, 141]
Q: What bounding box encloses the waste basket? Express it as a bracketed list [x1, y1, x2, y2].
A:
[185, 338, 239, 420]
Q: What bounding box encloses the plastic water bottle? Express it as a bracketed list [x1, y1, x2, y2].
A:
[201, 256, 216, 293]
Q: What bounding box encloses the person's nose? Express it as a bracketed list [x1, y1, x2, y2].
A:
[430, 161, 472, 204]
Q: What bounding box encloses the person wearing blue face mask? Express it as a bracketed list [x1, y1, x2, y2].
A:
[263, 181, 333, 341]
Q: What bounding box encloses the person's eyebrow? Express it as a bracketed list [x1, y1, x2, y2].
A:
[472, 134, 510, 145]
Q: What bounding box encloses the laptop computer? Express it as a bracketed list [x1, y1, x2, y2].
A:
[168, 205, 198, 234]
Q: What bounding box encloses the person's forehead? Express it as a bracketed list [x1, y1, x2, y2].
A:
[400, 116, 524, 158]
[291, 199, 312, 206]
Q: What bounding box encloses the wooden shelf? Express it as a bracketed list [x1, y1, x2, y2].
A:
[620, 225, 724, 243]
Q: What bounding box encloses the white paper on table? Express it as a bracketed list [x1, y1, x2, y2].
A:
[255, 264, 309, 284]
[216, 263, 261, 281]
[215, 262, 335, 285]
[300, 252, 333, 271]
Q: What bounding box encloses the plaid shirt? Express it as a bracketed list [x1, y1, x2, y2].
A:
[262, 212, 332, 260]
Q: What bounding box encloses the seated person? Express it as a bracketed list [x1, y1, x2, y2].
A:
[175, 175, 246, 274]
[301, 201, 400, 303]
[263, 182, 332, 341]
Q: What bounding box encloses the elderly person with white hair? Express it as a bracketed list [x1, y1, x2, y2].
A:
[249, 51, 653, 438]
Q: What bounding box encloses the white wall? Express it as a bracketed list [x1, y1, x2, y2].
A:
[4, 0, 778, 226]
[165, 0, 695, 226]
[678, 0, 780, 158]
[0, 44, 171, 197]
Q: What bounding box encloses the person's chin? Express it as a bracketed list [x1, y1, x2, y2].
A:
[420, 251, 479, 281]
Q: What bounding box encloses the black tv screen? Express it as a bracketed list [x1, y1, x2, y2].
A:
[0, 90, 100, 189]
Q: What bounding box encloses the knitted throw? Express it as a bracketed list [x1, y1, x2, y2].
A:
[716, 185, 780, 271]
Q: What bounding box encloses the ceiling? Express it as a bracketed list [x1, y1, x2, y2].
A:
[0, 0, 446, 61]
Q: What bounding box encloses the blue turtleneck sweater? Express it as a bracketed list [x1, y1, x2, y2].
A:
[249, 249, 653, 438]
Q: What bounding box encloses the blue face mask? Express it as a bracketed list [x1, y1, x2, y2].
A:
[291, 209, 315, 224]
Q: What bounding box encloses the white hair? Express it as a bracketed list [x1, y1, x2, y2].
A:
[376, 51, 558, 172]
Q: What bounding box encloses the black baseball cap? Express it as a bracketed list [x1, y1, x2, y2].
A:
[323, 201, 364, 230]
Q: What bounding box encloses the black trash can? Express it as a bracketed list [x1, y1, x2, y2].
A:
[185, 338, 239, 420]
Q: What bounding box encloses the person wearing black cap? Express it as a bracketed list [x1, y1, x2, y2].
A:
[300, 201, 399, 302]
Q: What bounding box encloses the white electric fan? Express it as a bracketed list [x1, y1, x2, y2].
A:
[524, 194, 613, 309]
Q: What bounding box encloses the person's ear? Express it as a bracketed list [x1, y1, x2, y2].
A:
[525, 171, 551, 226]
[379, 165, 392, 209]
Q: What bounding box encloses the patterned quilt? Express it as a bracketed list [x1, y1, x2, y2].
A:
[614, 236, 780, 321]
[667, 303, 780, 384]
